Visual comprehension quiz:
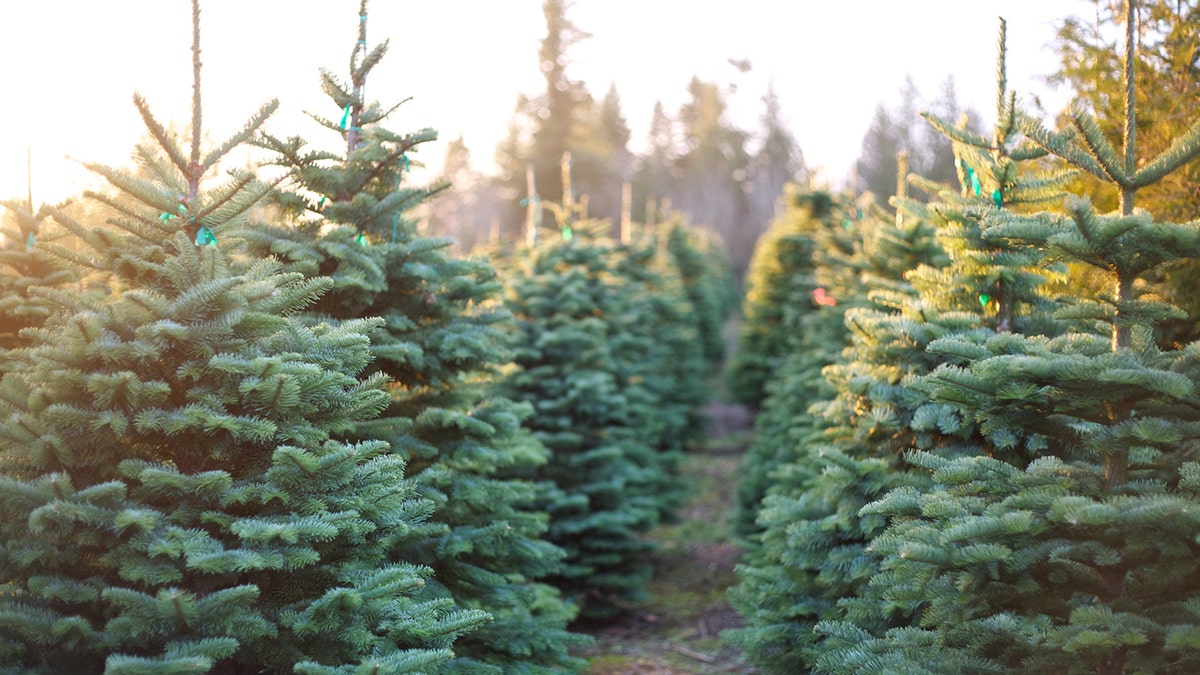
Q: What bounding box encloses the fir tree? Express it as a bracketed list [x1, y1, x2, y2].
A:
[494, 213, 695, 618]
[663, 215, 736, 368]
[731, 21, 1074, 672]
[819, 6, 1200, 672]
[0, 3, 484, 670]
[0, 199, 77, 360]
[729, 186, 866, 538]
[726, 187, 838, 408]
[238, 3, 587, 671]
[728, 184, 948, 671]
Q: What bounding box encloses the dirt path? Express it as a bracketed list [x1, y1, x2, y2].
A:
[577, 399, 757, 674]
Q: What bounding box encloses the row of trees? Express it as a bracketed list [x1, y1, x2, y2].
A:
[728, 4, 1200, 672]
[0, 2, 731, 671]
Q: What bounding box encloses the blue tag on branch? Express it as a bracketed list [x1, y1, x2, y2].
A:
[25, 232, 35, 250]
[195, 226, 217, 246]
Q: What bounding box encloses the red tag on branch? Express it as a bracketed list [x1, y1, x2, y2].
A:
[813, 287, 837, 307]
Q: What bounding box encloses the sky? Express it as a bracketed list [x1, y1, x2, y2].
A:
[0, 0, 1094, 206]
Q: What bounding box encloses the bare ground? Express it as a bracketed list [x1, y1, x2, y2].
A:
[575, 399, 757, 674]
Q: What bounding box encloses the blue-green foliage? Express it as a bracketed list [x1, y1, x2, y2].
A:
[812, 15, 1200, 674]
[663, 216, 737, 367]
[494, 219, 716, 619]
[730, 188, 873, 540]
[237, 14, 587, 671]
[726, 189, 837, 408]
[0, 200, 78, 361]
[0, 135, 477, 671]
[729, 21, 1086, 671]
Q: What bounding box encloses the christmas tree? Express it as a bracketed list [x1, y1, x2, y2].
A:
[725, 188, 838, 409]
[0, 198, 77, 360]
[663, 216, 736, 368]
[728, 183, 949, 671]
[495, 213, 683, 618]
[818, 6, 1200, 672]
[0, 3, 486, 670]
[237, 3, 586, 671]
[729, 185, 863, 539]
[732, 21, 1074, 671]
[608, 228, 706, 516]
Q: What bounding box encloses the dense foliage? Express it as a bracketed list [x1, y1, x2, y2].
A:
[493, 215, 723, 619]
[730, 10, 1200, 673]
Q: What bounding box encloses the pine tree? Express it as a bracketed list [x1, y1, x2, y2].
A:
[238, 4, 587, 671]
[818, 6, 1200, 672]
[0, 3, 484, 670]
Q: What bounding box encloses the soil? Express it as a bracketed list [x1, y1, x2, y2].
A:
[574, 399, 758, 674]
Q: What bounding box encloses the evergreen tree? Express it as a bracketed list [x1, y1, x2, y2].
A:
[493, 0, 631, 235]
[663, 215, 736, 367]
[731, 21, 1073, 671]
[856, 76, 981, 201]
[726, 186, 838, 408]
[0, 199, 76, 359]
[727, 184, 950, 671]
[1051, 0, 1200, 345]
[728, 187, 864, 536]
[493, 205, 708, 618]
[819, 6, 1200, 672]
[631, 100, 677, 226]
[0, 4, 482, 670]
[495, 221, 659, 618]
[673, 77, 755, 279]
[608, 227, 708, 515]
[746, 82, 806, 233]
[239, 4, 586, 671]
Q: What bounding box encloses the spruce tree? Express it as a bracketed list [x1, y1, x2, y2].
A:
[818, 6, 1200, 672]
[238, 3, 586, 671]
[0, 3, 484, 670]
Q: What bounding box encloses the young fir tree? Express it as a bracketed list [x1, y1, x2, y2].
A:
[608, 227, 709, 517]
[729, 185, 860, 538]
[731, 22, 1075, 672]
[663, 215, 736, 368]
[726, 187, 839, 408]
[237, 4, 587, 671]
[817, 6, 1200, 673]
[0, 3, 485, 671]
[727, 182, 950, 671]
[494, 211, 687, 619]
[0, 199, 77, 360]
